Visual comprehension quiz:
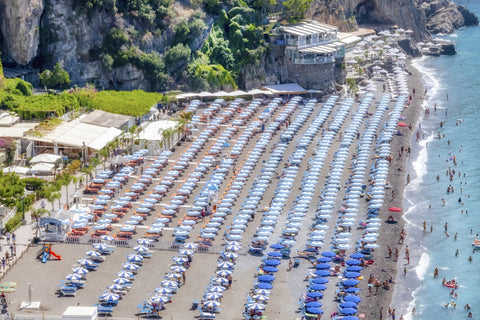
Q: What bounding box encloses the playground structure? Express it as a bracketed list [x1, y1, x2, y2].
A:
[37, 244, 62, 263]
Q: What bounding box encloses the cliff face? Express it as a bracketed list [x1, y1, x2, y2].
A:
[419, 0, 479, 34]
[0, 0, 44, 65]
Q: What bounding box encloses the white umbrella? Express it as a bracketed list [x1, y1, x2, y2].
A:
[116, 271, 134, 278]
[182, 243, 198, 250]
[101, 292, 120, 302]
[134, 245, 149, 252]
[137, 238, 154, 245]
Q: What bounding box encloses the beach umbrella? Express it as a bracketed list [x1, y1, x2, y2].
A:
[226, 241, 241, 246]
[116, 271, 134, 278]
[211, 277, 229, 286]
[306, 291, 323, 298]
[346, 266, 363, 272]
[344, 272, 361, 278]
[165, 273, 182, 279]
[223, 252, 238, 259]
[341, 308, 357, 315]
[314, 270, 330, 277]
[264, 259, 281, 266]
[267, 251, 282, 258]
[108, 284, 125, 291]
[397, 123, 408, 127]
[179, 249, 194, 256]
[217, 261, 234, 269]
[208, 286, 226, 293]
[312, 278, 329, 284]
[137, 238, 154, 245]
[307, 307, 324, 314]
[340, 301, 358, 308]
[252, 294, 269, 302]
[155, 287, 172, 294]
[170, 265, 186, 273]
[316, 257, 332, 263]
[256, 282, 273, 289]
[216, 269, 233, 277]
[0, 287, 15, 293]
[205, 292, 223, 300]
[72, 267, 89, 275]
[85, 250, 102, 258]
[350, 253, 365, 259]
[343, 279, 359, 286]
[321, 251, 336, 257]
[315, 263, 331, 270]
[305, 301, 322, 308]
[246, 303, 266, 311]
[122, 263, 141, 271]
[183, 243, 198, 250]
[204, 300, 220, 308]
[134, 245, 149, 253]
[345, 287, 361, 293]
[127, 253, 144, 262]
[270, 243, 285, 249]
[113, 278, 130, 285]
[161, 280, 178, 287]
[101, 292, 120, 302]
[150, 295, 170, 303]
[263, 266, 279, 273]
[254, 289, 271, 296]
[65, 274, 82, 281]
[340, 317, 359, 320]
[173, 256, 189, 263]
[226, 244, 241, 251]
[388, 207, 402, 212]
[258, 275, 275, 282]
[309, 284, 327, 291]
[346, 259, 361, 266]
[344, 295, 361, 303]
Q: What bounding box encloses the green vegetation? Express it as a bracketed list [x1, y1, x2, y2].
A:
[39, 63, 71, 90]
[85, 90, 162, 116]
[283, 0, 313, 22]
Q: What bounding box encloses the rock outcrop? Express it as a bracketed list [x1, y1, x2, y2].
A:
[0, 0, 44, 65]
[419, 0, 478, 34]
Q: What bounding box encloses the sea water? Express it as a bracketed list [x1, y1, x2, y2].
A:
[392, 1, 480, 319]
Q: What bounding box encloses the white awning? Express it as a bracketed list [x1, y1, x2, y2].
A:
[87, 127, 123, 150]
[30, 153, 62, 164]
[30, 163, 55, 173]
[2, 166, 30, 175]
[262, 83, 307, 94]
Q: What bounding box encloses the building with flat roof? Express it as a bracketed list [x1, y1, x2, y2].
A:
[270, 20, 347, 93]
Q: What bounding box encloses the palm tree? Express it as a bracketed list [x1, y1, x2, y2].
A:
[162, 128, 172, 150]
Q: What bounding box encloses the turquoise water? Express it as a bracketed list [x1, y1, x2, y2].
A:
[394, 1, 480, 319]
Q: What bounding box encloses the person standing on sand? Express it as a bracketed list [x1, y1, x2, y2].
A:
[392, 309, 396, 320]
[379, 307, 383, 320]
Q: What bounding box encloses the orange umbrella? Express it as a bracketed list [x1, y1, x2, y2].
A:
[397, 123, 408, 127]
[388, 207, 402, 212]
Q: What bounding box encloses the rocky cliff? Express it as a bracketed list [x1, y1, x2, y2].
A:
[0, 0, 44, 65]
[0, 0, 477, 91]
[419, 0, 479, 34]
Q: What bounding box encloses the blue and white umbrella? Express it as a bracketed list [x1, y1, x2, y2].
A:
[108, 284, 125, 291]
[116, 270, 134, 278]
[216, 269, 232, 277]
[204, 300, 221, 308]
[94, 224, 109, 230]
[123, 263, 141, 271]
[182, 243, 198, 250]
[208, 286, 226, 293]
[127, 253, 144, 262]
[100, 292, 120, 302]
[161, 280, 178, 287]
[72, 267, 89, 275]
[86, 250, 102, 258]
[66, 273, 83, 281]
[170, 265, 186, 273]
[120, 225, 135, 232]
[77, 259, 94, 265]
[150, 295, 170, 303]
[155, 287, 172, 294]
[137, 238, 153, 245]
[178, 249, 193, 256]
[113, 278, 130, 284]
[134, 245, 149, 252]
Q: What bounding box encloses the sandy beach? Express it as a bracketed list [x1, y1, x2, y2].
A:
[0, 56, 426, 320]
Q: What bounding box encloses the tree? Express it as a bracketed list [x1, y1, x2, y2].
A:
[39, 63, 71, 90]
[283, 0, 313, 22]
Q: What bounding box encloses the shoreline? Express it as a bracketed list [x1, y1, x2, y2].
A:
[361, 58, 425, 319]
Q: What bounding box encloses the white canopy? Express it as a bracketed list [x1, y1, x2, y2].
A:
[30, 153, 61, 164]
[2, 166, 30, 175]
[30, 163, 55, 174]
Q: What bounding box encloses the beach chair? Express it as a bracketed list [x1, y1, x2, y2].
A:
[96, 304, 114, 316]
[191, 299, 199, 310]
[60, 286, 77, 296]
